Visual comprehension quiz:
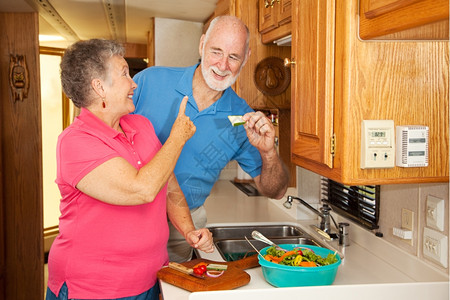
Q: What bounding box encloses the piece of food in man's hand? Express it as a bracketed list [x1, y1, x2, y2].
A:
[228, 115, 245, 126]
[206, 263, 228, 271]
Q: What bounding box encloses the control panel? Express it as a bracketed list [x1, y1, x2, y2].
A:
[361, 120, 395, 169]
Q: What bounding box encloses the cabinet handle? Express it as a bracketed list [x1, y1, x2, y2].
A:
[284, 58, 296, 67]
[264, 0, 279, 8]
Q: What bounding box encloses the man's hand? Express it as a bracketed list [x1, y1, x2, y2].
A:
[242, 111, 276, 154]
[242, 111, 289, 200]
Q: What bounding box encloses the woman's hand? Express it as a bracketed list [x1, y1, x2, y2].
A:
[170, 96, 196, 143]
[185, 228, 214, 253]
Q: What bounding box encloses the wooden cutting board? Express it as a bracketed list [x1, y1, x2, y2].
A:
[157, 255, 260, 292]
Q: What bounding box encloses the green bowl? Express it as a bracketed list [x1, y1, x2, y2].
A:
[258, 244, 341, 287]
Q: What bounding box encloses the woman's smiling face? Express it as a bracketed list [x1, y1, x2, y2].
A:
[104, 55, 137, 116]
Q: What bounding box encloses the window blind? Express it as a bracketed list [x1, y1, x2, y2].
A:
[321, 178, 380, 230]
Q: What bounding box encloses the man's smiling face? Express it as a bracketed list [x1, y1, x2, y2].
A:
[199, 20, 249, 92]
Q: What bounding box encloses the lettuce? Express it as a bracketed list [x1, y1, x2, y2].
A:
[266, 246, 337, 267]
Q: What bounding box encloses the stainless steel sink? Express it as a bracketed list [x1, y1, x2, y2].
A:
[204, 224, 326, 262]
[215, 237, 321, 261]
[208, 224, 305, 241]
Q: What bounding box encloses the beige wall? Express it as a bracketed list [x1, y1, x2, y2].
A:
[154, 17, 203, 67]
[379, 183, 449, 273]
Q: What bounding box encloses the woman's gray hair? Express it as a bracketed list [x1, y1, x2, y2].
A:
[60, 39, 125, 108]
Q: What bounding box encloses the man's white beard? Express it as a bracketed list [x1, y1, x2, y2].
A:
[201, 63, 239, 92]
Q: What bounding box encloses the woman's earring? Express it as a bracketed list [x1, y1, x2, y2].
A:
[102, 98, 106, 109]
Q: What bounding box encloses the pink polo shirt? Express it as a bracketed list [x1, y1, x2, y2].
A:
[48, 108, 169, 299]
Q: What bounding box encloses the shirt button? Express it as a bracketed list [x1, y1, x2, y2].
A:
[137, 161, 142, 165]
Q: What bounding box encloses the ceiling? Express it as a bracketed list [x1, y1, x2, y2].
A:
[0, 0, 218, 48]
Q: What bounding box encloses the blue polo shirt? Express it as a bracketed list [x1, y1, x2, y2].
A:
[132, 64, 262, 209]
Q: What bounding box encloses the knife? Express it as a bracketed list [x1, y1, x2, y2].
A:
[168, 262, 205, 279]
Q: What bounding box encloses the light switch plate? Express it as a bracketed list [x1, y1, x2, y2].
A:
[400, 208, 414, 245]
[426, 195, 445, 231]
[401, 208, 414, 231]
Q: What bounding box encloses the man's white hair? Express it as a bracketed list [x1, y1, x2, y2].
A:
[203, 15, 250, 61]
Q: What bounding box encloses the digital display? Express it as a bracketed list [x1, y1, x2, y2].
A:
[408, 151, 425, 156]
[371, 131, 386, 137]
[409, 138, 426, 143]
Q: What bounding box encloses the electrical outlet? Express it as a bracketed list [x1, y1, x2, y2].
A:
[426, 195, 445, 231]
[401, 209, 414, 245]
[423, 227, 448, 268]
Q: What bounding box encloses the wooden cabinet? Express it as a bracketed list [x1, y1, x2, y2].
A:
[359, 0, 449, 40]
[289, 0, 335, 170]
[259, 0, 292, 44]
[289, 0, 449, 185]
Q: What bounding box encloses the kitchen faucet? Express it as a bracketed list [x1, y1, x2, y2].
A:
[284, 195, 340, 240]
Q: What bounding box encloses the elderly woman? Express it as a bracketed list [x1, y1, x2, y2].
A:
[45, 39, 213, 300]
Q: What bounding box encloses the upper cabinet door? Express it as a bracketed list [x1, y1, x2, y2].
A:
[291, 0, 335, 168]
[259, 0, 292, 43]
[290, 0, 335, 168]
[278, 0, 293, 25]
[359, 0, 449, 39]
[259, 0, 278, 33]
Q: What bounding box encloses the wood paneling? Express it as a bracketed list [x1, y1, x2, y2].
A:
[147, 18, 155, 67]
[0, 12, 44, 299]
[0, 39, 4, 297]
[123, 42, 147, 58]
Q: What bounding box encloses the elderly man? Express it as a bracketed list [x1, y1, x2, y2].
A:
[133, 15, 289, 262]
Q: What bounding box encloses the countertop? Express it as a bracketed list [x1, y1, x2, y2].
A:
[160, 180, 449, 300]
